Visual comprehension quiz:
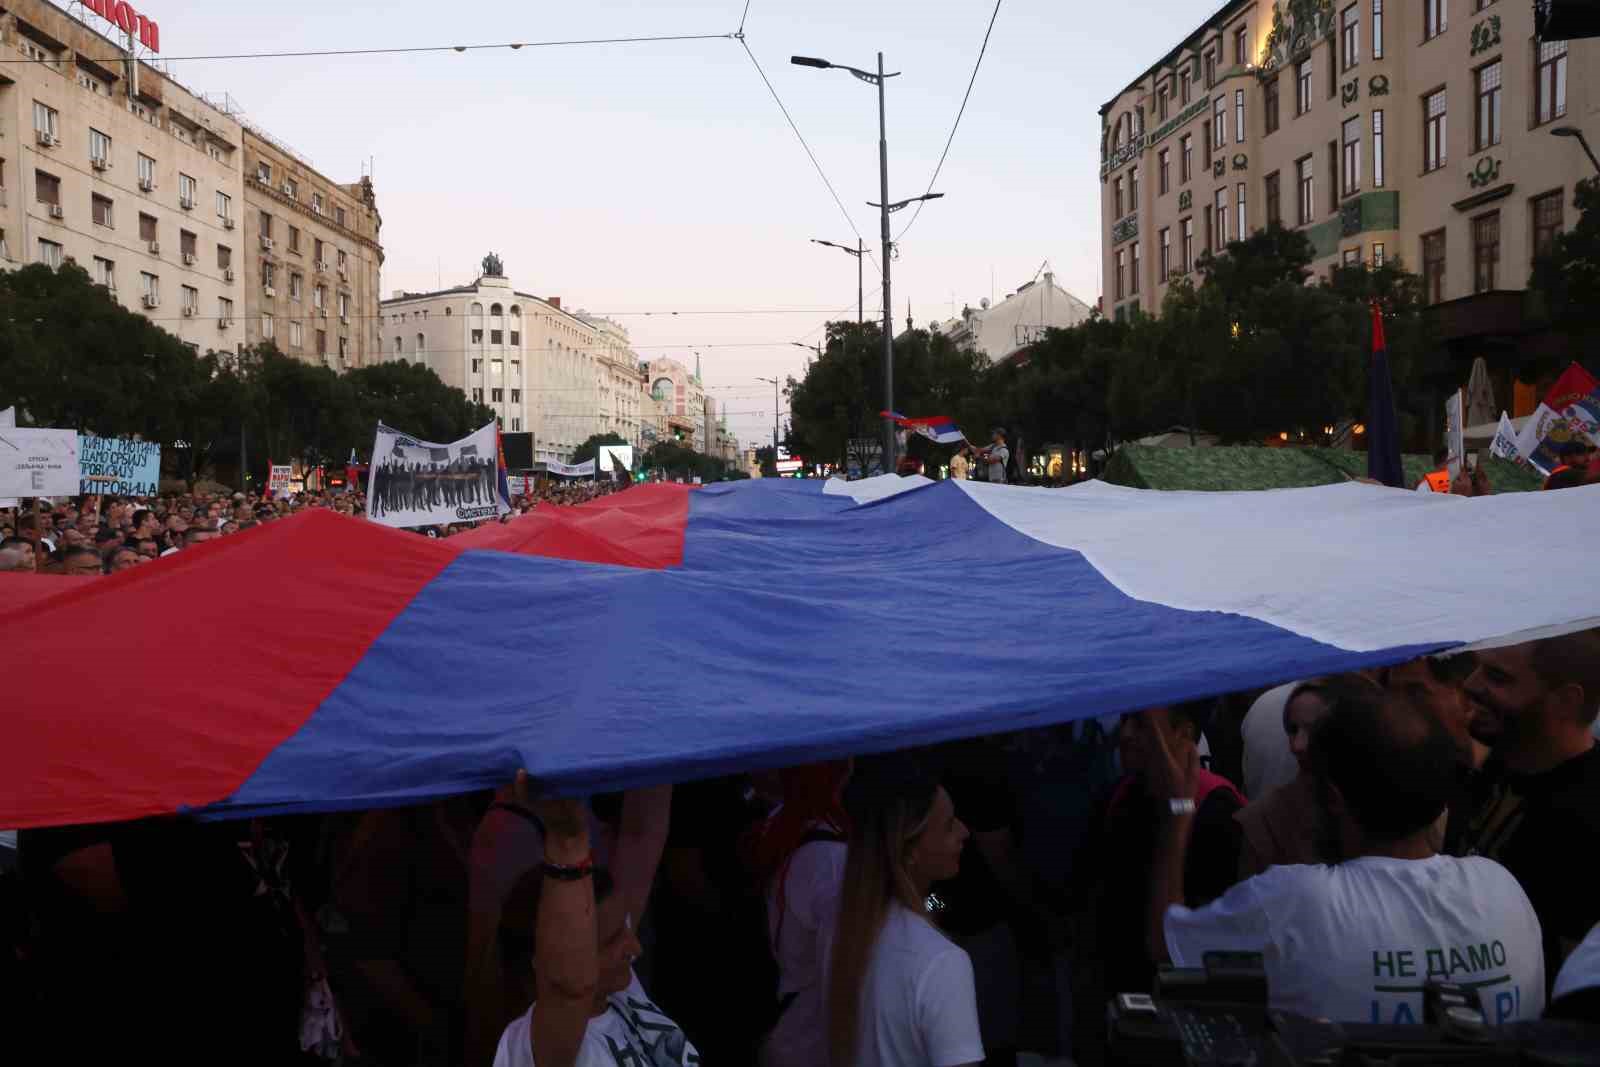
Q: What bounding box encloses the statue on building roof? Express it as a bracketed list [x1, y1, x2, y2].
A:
[482, 253, 505, 278]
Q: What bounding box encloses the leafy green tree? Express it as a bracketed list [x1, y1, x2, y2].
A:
[572, 432, 627, 466]
[1530, 176, 1600, 379]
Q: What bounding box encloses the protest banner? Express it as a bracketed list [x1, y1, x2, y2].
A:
[268, 464, 293, 496]
[77, 435, 160, 496]
[1488, 413, 1523, 463]
[366, 421, 509, 528]
[597, 444, 634, 474]
[1443, 389, 1465, 479]
[544, 458, 596, 478]
[0, 428, 81, 497]
[0, 407, 15, 506]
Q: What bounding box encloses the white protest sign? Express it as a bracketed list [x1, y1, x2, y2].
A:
[1488, 412, 1522, 463]
[0, 428, 81, 497]
[1443, 389, 1465, 479]
[545, 458, 596, 478]
[366, 421, 508, 528]
[0, 408, 15, 506]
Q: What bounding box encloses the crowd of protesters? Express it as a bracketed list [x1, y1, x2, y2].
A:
[3, 619, 1598, 1065]
[0, 476, 638, 573]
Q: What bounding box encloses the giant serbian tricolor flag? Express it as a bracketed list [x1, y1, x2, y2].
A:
[3, 476, 1599, 828]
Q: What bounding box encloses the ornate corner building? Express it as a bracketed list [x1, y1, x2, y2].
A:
[1098, 0, 1590, 389]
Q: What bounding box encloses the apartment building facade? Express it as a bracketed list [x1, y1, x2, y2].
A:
[242, 129, 382, 370]
[1100, 0, 1591, 384]
[645, 356, 705, 452]
[0, 0, 246, 350]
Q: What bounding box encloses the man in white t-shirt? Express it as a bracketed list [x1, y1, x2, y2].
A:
[1147, 676, 1545, 1026]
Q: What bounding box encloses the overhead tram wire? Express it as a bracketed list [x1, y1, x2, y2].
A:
[0, 32, 743, 65]
[893, 0, 1004, 244]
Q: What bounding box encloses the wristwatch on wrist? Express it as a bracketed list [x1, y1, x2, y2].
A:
[1169, 798, 1197, 816]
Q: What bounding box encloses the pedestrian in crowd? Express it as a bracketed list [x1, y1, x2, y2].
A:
[1235, 680, 1335, 877]
[827, 753, 982, 1067]
[491, 773, 692, 1067]
[1237, 681, 1325, 802]
[1155, 674, 1546, 1025]
[58, 546, 102, 576]
[748, 761, 851, 1067]
[974, 429, 1010, 485]
[0, 539, 34, 573]
[104, 546, 140, 574]
[1448, 629, 1600, 992]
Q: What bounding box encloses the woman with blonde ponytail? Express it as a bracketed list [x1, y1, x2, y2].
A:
[826, 754, 982, 1067]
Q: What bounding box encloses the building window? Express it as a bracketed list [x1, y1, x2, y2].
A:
[1343, 248, 1362, 266]
[37, 239, 62, 268]
[93, 256, 115, 289]
[1237, 182, 1248, 236]
[1180, 134, 1193, 183]
[289, 321, 303, 348]
[1296, 57, 1313, 115]
[1181, 217, 1195, 272]
[1159, 149, 1171, 194]
[288, 226, 301, 254]
[290, 273, 302, 301]
[1424, 0, 1446, 40]
[262, 262, 276, 289]
[136, 153, 156, 188]
[313, 238, 325, 264]
[1114, 176, 1124, 217]
[1234, 25, 1248, 65]
[1234, 89, 1245, 142]
[1341, 4, 1360, 69]
[313, 285, 325, 310]
[1131, 241, 1142, 295]
[180, 230, 196, 258]
[1213, 96, 1227, 150]
[1473, 212, 1499, 292]
[1372, 242, 1385, 267]
[1179, 68, 1192, 106]
[1533, 39, 1568, 128]
[1296, 156, 1314, 225]
[1203, 49, 1216, 87]
[139, 213, 157, 243]
[284, 177, 298, 200]
[310, 193, 324, 215]
[256, 161, 271, 184]
[1474, 60, 1501, 152]
[32, 101, 58, 140]
[335, 205, 347, 227]
[89, 128, 111, 166]
[216, 191, 232, 222]
[492, 328, 505, 345]
[140, 272, 158, 302]
[177, 285, 196, 313]
[262, 312, 274, 339]
[178, 173, 196, 206]
[1130, 165, 1140, 205]
[1328, 141, 1339, 213]
[35, 169, 61, 206]
[471, 328, 484, 344]
[1421, 229, 1446, 303]
[1215, 187, 1230, 247]
[1264, 74, 1280, 134]
[1372, 110, 1385, 187]
[1423, 89, 1447, 172]
[491, 387, 504, 402]
[219, 296, 233, 322]
[338, 292, 350, 317]
[1531, 188, 1564, 262]
[1115, 249, 1126, 300]
[1159, 227, 1171, 277]
[313, 329, 325, 356]
[1341, 117, 1361, 196]
[510, 330, 521, 346]
[1158, 85, 1170, 122]
[218, 245, 232, 270]
[1372, 0, 1384, 57]
[472, 387, 483, 403]
[511, 390, 522, 404]
[91, 193, 114, 228]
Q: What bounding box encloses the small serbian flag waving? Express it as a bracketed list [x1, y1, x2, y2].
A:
[880, 412, 967, 445]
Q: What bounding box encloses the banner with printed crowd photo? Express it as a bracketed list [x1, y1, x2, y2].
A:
[0, 427, 81, 498]
[77, 435, 161, 496]
[366, 421, 510, 529]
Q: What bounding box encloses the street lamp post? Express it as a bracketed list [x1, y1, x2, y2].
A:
[1552, 126, 1600, 175]
[812, 238, 865, 323]
[792, 53, 942, 475]
[756, 375, 781, 476]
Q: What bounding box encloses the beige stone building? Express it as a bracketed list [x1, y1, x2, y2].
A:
[0, 0, 245, 351]
[576, 312, 649, 449]
[644, 356, 705, 451]
[1100, 0, 1592, 387]
[242, 129, 382, 369]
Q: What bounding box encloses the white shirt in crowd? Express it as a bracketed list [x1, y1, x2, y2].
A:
[761, 839, 847, 1067]
[1553, 921, 1600, 1005]
[1165, 856, 1545, 1026]
[492, 971, 699, 1067]
[842, 902, 984, 1067]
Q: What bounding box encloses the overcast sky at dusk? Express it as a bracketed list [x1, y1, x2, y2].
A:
[148, 0, 1197, 447]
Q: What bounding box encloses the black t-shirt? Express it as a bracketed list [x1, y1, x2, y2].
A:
[926, 739, 1019, 937]
[1447, 744, 1600, 990]
[1093, 779, 1244, 998]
